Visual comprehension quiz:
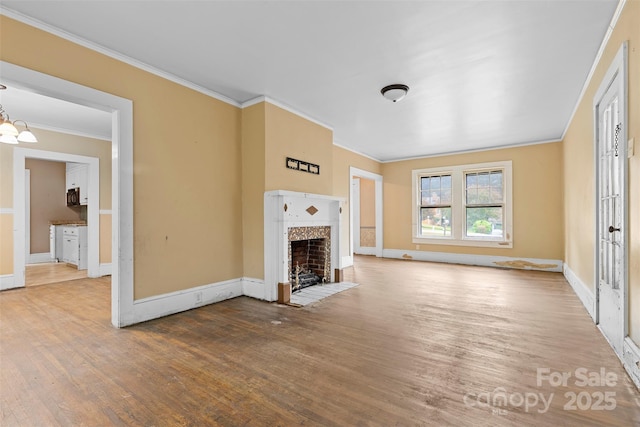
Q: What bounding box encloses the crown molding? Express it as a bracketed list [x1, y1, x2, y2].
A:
[380, 138, 562, 163]
[561, 0, 626, 140]
[332, 141, 382, 163]
[242, 95, 333, 131]
[0, 6, 241, 108]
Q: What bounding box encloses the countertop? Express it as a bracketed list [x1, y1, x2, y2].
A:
[50, 220, 87, 226]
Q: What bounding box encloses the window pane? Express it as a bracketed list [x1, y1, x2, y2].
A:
[466, 170, 503, 205]
[466, 207, 503, 238]
[441, 187, 452, 204]
[421, 177, 430, 191]
[420, 174, 451, 207]
[490, 171, 502, 187]
[430, 176, 441, 189]
[420, 207, 452, 237]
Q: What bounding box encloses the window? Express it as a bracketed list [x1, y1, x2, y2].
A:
[412, 161, 512, 248]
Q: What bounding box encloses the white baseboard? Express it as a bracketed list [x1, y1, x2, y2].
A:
[354, 247, 376, 256]
[563, 263, 596, 320]
[242, 277, 266, 300]
[341, 255, 354, 268]
[623, 337, 640, 390]
[0, 274, 20, 291]
[382, 249, 563, 272]
[130, 278, 244, 325]
[99, 263, 112, 276]
[28, 253, 53, 264]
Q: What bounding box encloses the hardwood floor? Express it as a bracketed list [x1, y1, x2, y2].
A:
[1, 256, 639, 426]
[25, 262, 87, 287]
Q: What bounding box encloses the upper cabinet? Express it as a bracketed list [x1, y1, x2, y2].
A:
[66, 162, 88, 205]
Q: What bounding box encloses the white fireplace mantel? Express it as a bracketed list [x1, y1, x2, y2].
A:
[262, 190, 344, 301]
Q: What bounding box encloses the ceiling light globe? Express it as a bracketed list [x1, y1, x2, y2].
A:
[0, 121, 19, 136]
[17, 130, 38, 143]
[381, 84, 409, 102]
[0, 134, 19, 144]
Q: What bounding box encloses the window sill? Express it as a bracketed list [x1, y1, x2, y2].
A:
[412, 236, 513, 249]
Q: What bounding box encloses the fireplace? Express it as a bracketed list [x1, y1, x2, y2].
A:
[289, 226, 331, 292]
[262, 190, 344, 302]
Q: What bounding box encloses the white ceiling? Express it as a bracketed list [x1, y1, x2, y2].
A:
[0, 1, 619, 161]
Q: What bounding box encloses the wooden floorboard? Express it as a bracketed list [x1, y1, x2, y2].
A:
[25, 262, 87, 287]
[1, 256, 640, 426]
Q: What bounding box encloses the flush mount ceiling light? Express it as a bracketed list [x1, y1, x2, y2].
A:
[380, 84, 409, 102]
[0, 85, 38, 144]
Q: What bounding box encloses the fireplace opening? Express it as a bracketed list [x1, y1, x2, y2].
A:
[290, 238, 328, 292]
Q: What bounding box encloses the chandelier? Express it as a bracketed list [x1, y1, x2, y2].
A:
[0, 85, 38, 144]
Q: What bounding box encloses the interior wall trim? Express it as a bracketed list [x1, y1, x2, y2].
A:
[129, 278, 243, 326]
[382, 248, 563, 272]
[563, 263, 596, 320]
[623, 337, 640, 390]
[0, 6, 240, 108]
[0, 274, 18, 291]
[241, 96, 333, 131]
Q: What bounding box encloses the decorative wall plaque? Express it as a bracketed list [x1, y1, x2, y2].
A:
[286, 157, 320, 175]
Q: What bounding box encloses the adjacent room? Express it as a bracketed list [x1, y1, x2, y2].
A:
[0, 1, 639, 425]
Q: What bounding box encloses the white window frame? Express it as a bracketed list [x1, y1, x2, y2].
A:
[412, 160, 513, 248]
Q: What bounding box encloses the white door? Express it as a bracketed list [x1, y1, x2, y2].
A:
[596, 69, 626, 355]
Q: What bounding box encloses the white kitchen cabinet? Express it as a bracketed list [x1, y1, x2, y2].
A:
[49, 225, 64, 262]
[61, 226, 87, 270]
[66, 163, 88, 205]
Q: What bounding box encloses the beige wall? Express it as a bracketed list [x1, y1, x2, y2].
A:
[563, 0, 640, 342]
[1, 16, 244, 299]
[25, 158, 82, 253]
[264, 103, 334, 194]
[241, 103, 266, 279]
[382, 142, 564, 260]
[240, 101, 335, 280]
[0, 215, 12, 275]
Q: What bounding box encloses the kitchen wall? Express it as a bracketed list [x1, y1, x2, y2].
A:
[25, 158, 82, 254]
[563, 0, 639, 343]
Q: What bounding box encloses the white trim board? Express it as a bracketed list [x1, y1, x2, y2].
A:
[563, 263, 596, 321]
[28, 253, 53, 265]
[0, 274, 18, 291]
[99, 263, 112, 277]
[623, 338, 640, 390]
[382, 249, 563, 272]
[130, 278, 243, 325]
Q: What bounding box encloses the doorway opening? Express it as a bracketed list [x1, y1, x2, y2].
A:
[3, 60, 133, 327]
[349, 167, 383, 260]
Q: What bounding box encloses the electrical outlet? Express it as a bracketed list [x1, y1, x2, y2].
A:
[195, 291, 202, 304]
